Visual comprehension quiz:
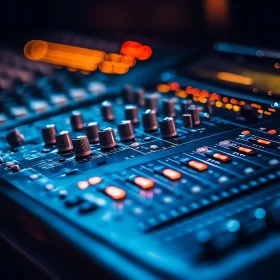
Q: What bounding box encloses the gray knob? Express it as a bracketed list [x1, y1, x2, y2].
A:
[84, 122, 99, 143]
[142, 109, 158, 132]
[181, 100, 192, 114]
[42, 124, 57, 145]
[162, 98, 176, 117]
[6, 129, 24, 147]
[159, 117, 177, 138]
[70, 111, 84, 131]
[98, 127, 117, 149]
[145, 93, 158, 112]
[133, 88, 145, 107]
[125, 105, 139, 124]
[118, 120, 135, 141]
[182, 114, 193, 127]
[56, 131, 73, 153]
[101, 101, 115, 121]
[188, 105, 201, 126]
[73, 135, 92, 158]
[121, 85, 134, 104]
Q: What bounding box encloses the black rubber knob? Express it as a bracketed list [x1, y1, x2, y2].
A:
[145, 93, 158, 112]
[70, 111, 84, 131]
[56, 131, 73, 153]
[162, 98, 176, 117]
[98, 127, 117, 149]
[142, 109, 158, 132]
[121, 85, 134, 104]
[84, 122, 99, 143]
[133, 88, 145, 107]
[101, 101, 115, 121]
[182, 114, 193, 127]
[125, 105, 139, 124]
[42, 124, 57, 145]
[188, 105, 201, 126]
[72, 135, 92, 158]
[6, 129, 24, 147]
[118, 120, 135, 141]
[159, 117, 177, 138]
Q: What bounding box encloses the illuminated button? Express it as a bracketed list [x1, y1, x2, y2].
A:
[267, 129, 277, 135]
[134, 177, 154, 189]
[205, 151, 231, 163]
[241, 130, 251, 135]
[162, 168, 182, 180]
[88, 176, 103, 185]
[249, 138, 276, 147]
[78, 181, 89, 190]
[105, 186, 126, 200]
[188, 160, 208, 171]
[230, 146, 256, 155]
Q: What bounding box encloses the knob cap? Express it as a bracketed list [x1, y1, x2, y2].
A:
[125, 105, 139, 124]
[6, 129, 24, 147]
[98, 128, 117, 149]
[159, 117, 177, 138]
[72, 135, 91, 158]
[145, 93, 158, 112]
[70, 111, 84, 131]
[121, 85, 134, 104]
[118, 120, 135, 141]
[181, 100, 192, 114]
[206, 99, 213, 117]
[133, 88, 145, 107]
[56, 131, 73, 153]
[142, 109, 158, 132]
[101, 101, 115, 121]
[162, 98, 176, 117]
[240, 104, 259, 120]
[42, 124, 57, 145]
[84, 122, 99, 143]
[182, 114, 193, 127]
[188, 105, 201, 126]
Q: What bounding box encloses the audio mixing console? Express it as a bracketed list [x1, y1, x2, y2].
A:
[1, 35, 280, 279]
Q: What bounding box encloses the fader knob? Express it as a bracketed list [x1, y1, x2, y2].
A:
[182, 114, 193, 127]
[56, 131, 73, 153]
[125, 105, 139, 124]
[181, 99, 192, 114]
[101, 101, 115, 121]
[162, 98, 176, 117]
[6, 129, 24, 147]
[133, 88, 145, 107]
[84, 122, 99, 143]
[42, 124, 57, 145]
[118, 120, 135, 141]
[188, 105, 201, 126]
[72, 136, 92, 158]
[98, 128, 117, 149]
[70, 111, 84, 131]
[159, 117, 177, 138]
[142, 109, 158, 132]
[121, 85, 134, 104]
[145, 93, 158, 112]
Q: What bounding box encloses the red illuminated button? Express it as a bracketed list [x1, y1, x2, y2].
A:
[257, 139, 272, 145]
[205, 151, 231, 162]
[162, 168, 182, 180]
[241, 130, 251, 135]
[268, 129, 277, 135]
[105, 186, 126, 200]
[237, 146, 255, 155]
[188, 160, 208, 171]
[134, 177, 154, 189]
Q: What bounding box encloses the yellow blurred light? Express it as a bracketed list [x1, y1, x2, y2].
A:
[225, 103, 233, 110]
[199, 97, 207, 103]
[157, 84, 170, 93]
[264, 111, 272, 115]
[175, 90, 187, 98]
[113, 63, 129, 74]
[121, 56, 136, 67]
[258, 109, 264, 114]
[215, 101, 223, 107]
[193, 96, 199, 102]
[217, 72, 253, 85]
[233, 105, 241, 112]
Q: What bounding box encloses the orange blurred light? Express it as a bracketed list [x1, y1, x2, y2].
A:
[217, 72, 252, 85]
[137, 45, 152, 60]
[168, 82, 180, 91]
[157, 84, 170, 93]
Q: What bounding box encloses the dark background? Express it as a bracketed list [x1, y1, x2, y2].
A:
[1, 0, 280, 49]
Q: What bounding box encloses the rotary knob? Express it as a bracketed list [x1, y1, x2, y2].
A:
[188, 105, 201, 126]
[118, 120, 135, 141]
[182, 114, 193, 127]
[133, 88, 145, 107]
[142, 109, 158, 132]
[70, 111, 84, 131]
[240, 104, 259, 120]
[125, 105, 139, 124]
[98, 127, 117, 149]
[42, 124, 57, 145]
[162, 98, 176, 117]
[121, 85, 134, 104]
[101, 101, 115, 121]
[6, 128, 24, 147]
[206, 99, 213, 117]
[159, 117, 177, 138]
[145, 93, 158, 112]
[56, 131, 73, 153]
[72, 135, 92, 158]
[84, 122, 99, 143]
[181, 99, 192, 114]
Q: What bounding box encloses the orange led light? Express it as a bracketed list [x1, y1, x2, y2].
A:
[134, 177, 155, 189]
[188, 160, 208, 171]
[105, 186, 126, 200]
[268, 129, 277, 135]
[78, 181, 89, 190]
[256, 139, 271, 145]
[238, 146, 253, 154]
[162, 168, 182, 180]
[212, 153, 230, 162]
[157, 84, 170, 93]
[241, 130, 251, 135]
[88, 176, 103, 185]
